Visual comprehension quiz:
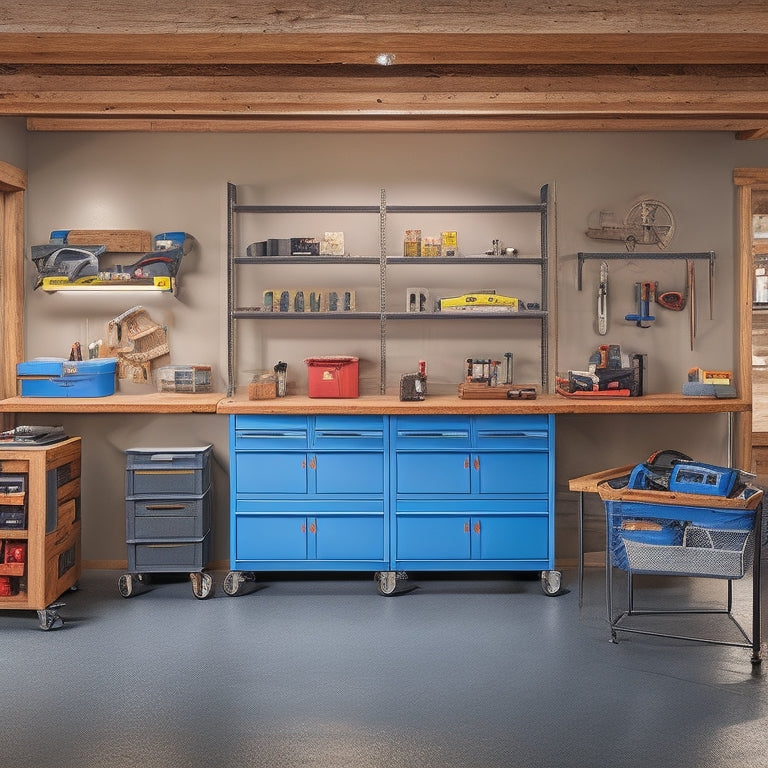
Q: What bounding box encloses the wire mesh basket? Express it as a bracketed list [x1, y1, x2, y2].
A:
[621, 525, 754, 579]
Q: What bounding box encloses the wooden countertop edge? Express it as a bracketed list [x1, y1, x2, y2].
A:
[0, 392, 751, 415]
[215, 392, 751, 415]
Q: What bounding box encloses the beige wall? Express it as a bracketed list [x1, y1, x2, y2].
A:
[6, 128, 768, 566]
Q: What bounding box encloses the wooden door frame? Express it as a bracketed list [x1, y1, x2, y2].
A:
[733, 168, 768, 471]
[0, 160, 26, 402]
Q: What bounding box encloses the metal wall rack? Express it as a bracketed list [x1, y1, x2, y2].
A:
[577, 251, 715, 291]
[227, 182, 552, 397]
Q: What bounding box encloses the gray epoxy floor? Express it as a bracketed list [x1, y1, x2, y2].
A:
[2, 567, 767, 768]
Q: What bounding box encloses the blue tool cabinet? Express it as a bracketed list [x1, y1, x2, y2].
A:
[224, 413, 559, 596]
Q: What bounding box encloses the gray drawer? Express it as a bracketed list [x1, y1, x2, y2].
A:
[126, 491, 211, 540]
[127, 533, 210, 572]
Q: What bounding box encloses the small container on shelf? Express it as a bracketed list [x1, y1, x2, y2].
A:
[154, 365, 212, 393]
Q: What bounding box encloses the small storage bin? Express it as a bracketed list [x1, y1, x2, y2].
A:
[126, 445, 212, 496]
[155, 365, 212, 393]
[17, 357, 117, 398]
[305, 356, 359, 398]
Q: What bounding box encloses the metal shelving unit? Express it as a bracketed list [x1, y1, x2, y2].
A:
[226, 182, 552, 396]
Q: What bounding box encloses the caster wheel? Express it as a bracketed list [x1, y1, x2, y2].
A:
[540, 569, 562, 596]
[376, 571, 398, 596]
[37, 605, 64, 631]
[223, 571, 246, 596]
[118, 574, 134, 598]
[190, 572, 214, 599]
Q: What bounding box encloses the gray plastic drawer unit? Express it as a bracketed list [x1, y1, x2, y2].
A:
[120, 444, 214, 600]
[126, 445, 212, 496]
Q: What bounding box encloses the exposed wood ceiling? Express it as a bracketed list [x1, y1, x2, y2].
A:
[3, 1, 768, 136]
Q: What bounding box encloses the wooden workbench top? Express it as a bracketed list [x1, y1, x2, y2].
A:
[0, 390, 749, 415]
[0, 392, 223, 413]
[216, 391, 750, 415]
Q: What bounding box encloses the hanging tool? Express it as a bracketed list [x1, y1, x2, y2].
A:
[656, 288, 685, 311]
[625, 281, 656, 328]
[709, 251, 715, 320]
[597, 261, 608, 335]
[688, 259, 696, 351]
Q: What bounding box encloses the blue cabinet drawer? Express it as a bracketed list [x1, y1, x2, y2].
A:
[475, 415, 550, 450]
[313, 415, 386, 449]
[234, 414, 308, 450]
[392, 415, 471, 449]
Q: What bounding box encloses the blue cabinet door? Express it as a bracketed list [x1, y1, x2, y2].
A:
[396, 515, 471, 560]
[473, 452, 549, 495]
[470, 516, 549, 560]
[236, 515, 308, 560]
[315, 516, 386, 560]
[235, 451, 308, 495]
[395, 453, 471, 495]
[315, 452, 385, 495]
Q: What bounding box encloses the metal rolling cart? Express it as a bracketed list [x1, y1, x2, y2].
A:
[119, 445, 214, 600]
[597, 458, 763, 663]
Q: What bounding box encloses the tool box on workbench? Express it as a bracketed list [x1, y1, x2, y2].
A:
[16, 357, 117, 397]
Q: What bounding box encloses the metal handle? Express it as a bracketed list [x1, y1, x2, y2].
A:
[473, 457, 480, 471]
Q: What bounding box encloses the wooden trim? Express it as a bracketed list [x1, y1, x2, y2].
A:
[0, 163, 26, 414]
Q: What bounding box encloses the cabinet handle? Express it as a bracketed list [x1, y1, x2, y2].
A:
[473, 456, 480, 471]
[146, 504, 186, 511]
[309, 521, 317, 535]
[464, 458, 470, 469]
[473, 521, 481, 535]
[464, 522, 470, 533]
[301, 523, 306, 533]
[309, 456, 317, 470]
[301, 459, 306, 469]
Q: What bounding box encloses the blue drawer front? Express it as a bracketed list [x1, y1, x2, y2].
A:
[315, 453, 385, 494]
[393, 415, 471, 450]
[235, 452, 307, 494]
[313, 415, 386, 448]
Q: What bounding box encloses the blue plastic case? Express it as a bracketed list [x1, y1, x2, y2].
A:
[17, 357, 117, 397]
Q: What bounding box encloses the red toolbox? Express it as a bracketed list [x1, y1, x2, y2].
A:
[305, 356, 359, 398]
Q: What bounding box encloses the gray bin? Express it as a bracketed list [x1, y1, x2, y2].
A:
[126, 445, 212, 496]
[127, 531, 210, 572]
[126, 489, 211, 540]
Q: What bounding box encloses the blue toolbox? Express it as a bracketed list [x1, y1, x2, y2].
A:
[16, 357, 117, 397]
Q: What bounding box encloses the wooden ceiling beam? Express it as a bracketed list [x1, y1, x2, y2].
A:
[4, 33, 768, 66]
[26, 115, 768, 133]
